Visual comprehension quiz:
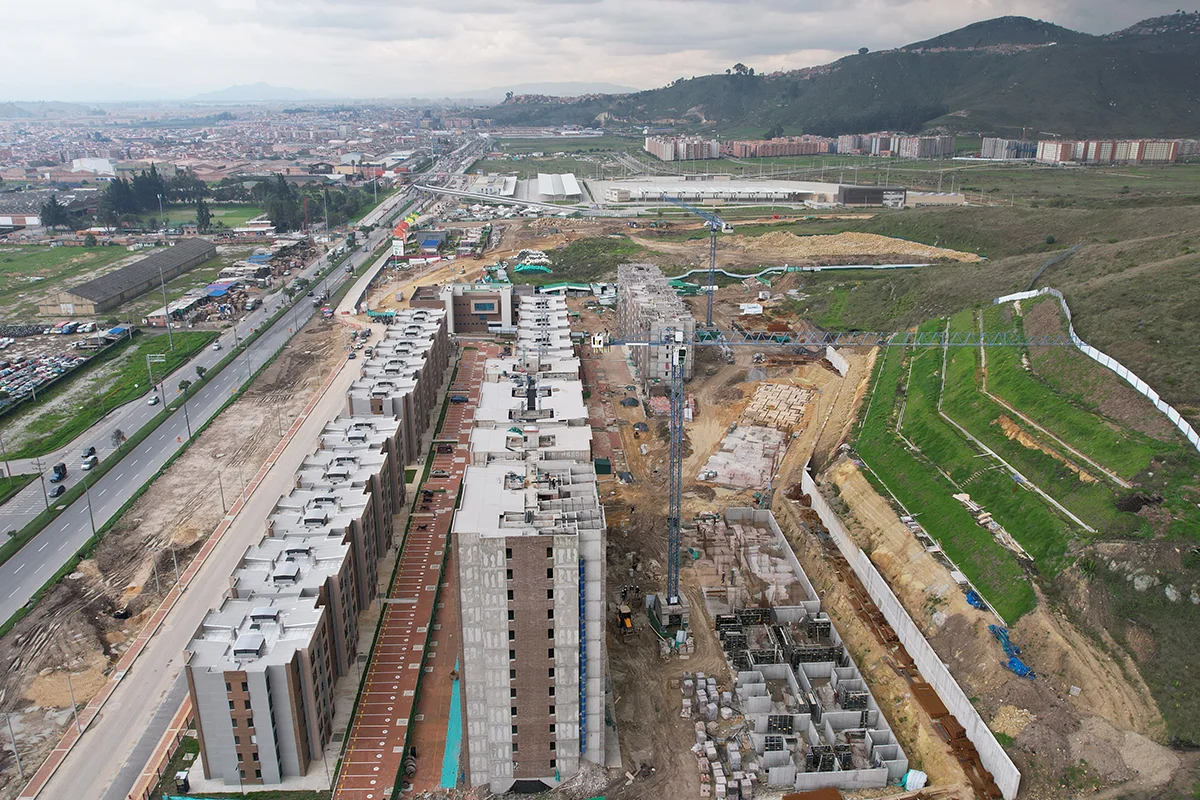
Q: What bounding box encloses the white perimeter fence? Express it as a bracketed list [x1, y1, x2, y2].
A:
[994, 287, 1199, 453]
[800, 465, 1022, 800]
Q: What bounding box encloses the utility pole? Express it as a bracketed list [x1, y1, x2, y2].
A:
[33, 457, 49, 509]
[216, 471, 226, 513]
[147, 353, 167, 406]
[5, 713, 23, 779]
[157, 192, 165, 232]
[158, 262, 174, 351]
[180, 388, 194, 439]
[0, 433, 10, 484]
[66, 672, 82, 733]
[83, 472, 98, 542]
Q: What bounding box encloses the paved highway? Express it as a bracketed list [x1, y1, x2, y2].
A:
[0, 193, 411, 625]
[32, 204, 452, 800]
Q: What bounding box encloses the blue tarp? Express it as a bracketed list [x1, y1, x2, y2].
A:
[246, 253, 271, 264]
[965, 589, 986, 609]
[207, 287, 228, 297]
[989, 624, 1036, 679]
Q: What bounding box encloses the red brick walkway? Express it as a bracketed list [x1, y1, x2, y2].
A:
[334, 345, 493, 800]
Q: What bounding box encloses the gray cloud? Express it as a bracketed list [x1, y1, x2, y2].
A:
[0, 0, 1186, 101]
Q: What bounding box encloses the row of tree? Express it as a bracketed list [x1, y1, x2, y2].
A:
[41, 167, 374, 235]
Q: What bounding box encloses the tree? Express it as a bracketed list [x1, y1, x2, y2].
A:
[196, 365, 207, 381]
[726, 68, 731, 75]
[111, 428, 126, 452]
[859, 47, 869, 55]
[40, 194, 70, 230]
[167, 170, 207, 203]
[83, 233, 97, 247]
[732, 62, 747, 75]
[196, 198, 212, 233]
[178, 379, 192, 394]
[748, 67, 755, 76]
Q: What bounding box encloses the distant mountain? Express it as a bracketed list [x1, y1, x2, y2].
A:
[188, 83, 333, 103]
[441, 82, 640, 102]
[908, 16, 1093, 49]
[483, 13, 1200, 139]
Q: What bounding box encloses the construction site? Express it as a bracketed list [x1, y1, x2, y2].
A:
[2, 189, 1195, 800]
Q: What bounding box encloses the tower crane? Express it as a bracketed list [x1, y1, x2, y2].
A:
[659, 195, 731, 328]
[600, 325, 1075, 634]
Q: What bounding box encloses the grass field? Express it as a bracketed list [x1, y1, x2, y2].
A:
[6, 330, 218, 458]
[161, 203, 264, 229]
[493, 135, 641, 154]
[0, 245, 132, 314]
[519, 235, 650, 286]
[856, 342, 1037, 621]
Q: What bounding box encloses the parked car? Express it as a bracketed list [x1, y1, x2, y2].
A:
[81, 455, 98, 471]
[450, 395, 468, 404]
[431, 469, 450, 478]
[49, 484, 66, 498]
[347, 352, 356, 359]
[81, 446, 96, 459]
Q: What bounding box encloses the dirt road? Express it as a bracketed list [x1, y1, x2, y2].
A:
[0, 316, 345, 800]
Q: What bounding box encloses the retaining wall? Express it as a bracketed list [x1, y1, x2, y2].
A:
[799, 465, 1021, 800]
[995, 287, 1199, 453]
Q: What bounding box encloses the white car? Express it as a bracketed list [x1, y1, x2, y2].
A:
[211, 342, 222, 351]
[148, 394, 160, 406]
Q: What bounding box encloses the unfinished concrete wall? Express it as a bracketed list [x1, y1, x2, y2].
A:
[800, 465, 1021, 800]
[616, 263, 695, 387]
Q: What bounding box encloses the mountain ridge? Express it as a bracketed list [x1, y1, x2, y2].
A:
[484, 13, 1200, 138]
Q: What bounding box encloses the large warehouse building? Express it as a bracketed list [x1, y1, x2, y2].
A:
[38, 238, 217, 316]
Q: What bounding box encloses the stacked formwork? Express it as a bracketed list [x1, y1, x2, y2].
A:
[691, 509, 908, 794]
[616, 263, 695, 387]
[455, 292, 607, 794]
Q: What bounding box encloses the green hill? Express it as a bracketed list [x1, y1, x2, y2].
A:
[486, 13, 1200, 138]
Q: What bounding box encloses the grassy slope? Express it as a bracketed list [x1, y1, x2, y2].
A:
[856, 342, 1037, 621]
[519, 236, 649, 286]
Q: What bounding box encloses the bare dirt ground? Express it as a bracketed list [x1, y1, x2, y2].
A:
[813, 456, 1197, 798]
[629, 230, 983, 271]
[577, 293, 968, 799]
[0, 315, 345, 797]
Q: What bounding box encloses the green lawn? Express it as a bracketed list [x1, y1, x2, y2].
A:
[470, 155, 614, 182]
[493, 135, 641, 154]
[161, 203, 263, 229]
[936, 312, 1107, 551]
[514, 235, 649, 286]
[5, 330, 218, 458]
[855, 343, 1037, 621]
[0, 473, 36, 506]
[0, 245, 131, 310]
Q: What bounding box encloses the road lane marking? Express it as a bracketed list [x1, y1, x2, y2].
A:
[14, 564, 23, 574]
[99, 489, 107, 496]
[38, 541, 48, 552]
[60, 523, 70, 532]
[115, 473, 124, 481]
[58, 542, 67, 551]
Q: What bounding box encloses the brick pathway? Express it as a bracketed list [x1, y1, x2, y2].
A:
[333, 345, 493, 800]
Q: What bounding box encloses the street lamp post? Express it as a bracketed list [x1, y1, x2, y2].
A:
[180, 388, 194, 439]
[82, 472, 98, 542]
[5, 713, 23, 779]
[157, 192, 165, 232]
[158, 262, 174, 351]
[66, 672, 82, 734]
[0, 433, 10, 484]
[33, 456, 49, 509]
[147, 353, 167, 407]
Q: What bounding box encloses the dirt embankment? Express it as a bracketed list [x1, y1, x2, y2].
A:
[0, 317, 345, 800]
[818, 456, 1191, 798]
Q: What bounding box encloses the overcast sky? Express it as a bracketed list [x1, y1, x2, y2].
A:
[2, 0, 1188, 101]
